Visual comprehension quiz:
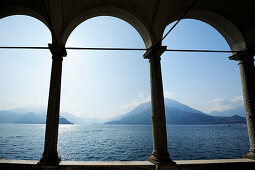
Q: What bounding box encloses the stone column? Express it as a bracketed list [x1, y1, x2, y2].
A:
[144, 46, 175, 166]
[229, 50, 255, 159]
[38, 44, 67, 165]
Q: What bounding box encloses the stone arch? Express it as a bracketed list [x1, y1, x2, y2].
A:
[0, 5, 52, 42]
[162, 9, 246, 52]
[61, 6, 152, 48]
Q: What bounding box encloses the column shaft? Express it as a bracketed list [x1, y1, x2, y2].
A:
[230, 51, 255, 159]
[144, 46, 175, 165]
[239, 57, 255, 158]
[39, 44, 66, 165]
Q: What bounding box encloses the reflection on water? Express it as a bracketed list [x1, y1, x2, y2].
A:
[0, 124, 250, 161]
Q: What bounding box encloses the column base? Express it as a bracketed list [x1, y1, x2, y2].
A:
[147, 154, 176, 166]
[38, 152, 61, 166]
[244, 151, 255, 160]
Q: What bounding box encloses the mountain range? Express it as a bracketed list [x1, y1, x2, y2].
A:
[209, 106, 245, 117]
[105, 98, 246, 125]
[0, 111, 72, 124]
[1, 98, 246, 125]
[0, 108, 104, 124]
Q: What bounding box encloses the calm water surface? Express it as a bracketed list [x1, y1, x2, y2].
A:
[0, 124, 249, 161]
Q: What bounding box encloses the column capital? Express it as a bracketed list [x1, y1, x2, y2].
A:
[48, 43, 67, 57]
[143, 45, 167, 60]
[229, 49, 254, 62]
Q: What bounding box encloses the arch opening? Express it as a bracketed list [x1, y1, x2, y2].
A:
[0, 15, 52, 160]
[59, 16, 152, 160]
[161, 19, 247, 159]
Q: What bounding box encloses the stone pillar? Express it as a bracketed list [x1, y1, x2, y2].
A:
[144, 46, 175, 166]
[229, 50, 255, 159]
[38, 44, 67, 165]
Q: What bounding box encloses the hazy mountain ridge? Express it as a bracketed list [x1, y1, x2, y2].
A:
[0, 110, 24, 123]
[0, 111, 73, 124]
[0, 109, 103, 124]
[105, 98, 246, 125]
[209, 106, 245, 117]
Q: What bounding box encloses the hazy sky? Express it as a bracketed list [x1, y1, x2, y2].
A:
[0, 15, 244, 119]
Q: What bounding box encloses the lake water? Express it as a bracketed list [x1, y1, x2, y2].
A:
[0, 124, 250, 161]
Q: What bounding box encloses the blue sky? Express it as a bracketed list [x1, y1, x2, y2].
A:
[0, 15, 244, 119]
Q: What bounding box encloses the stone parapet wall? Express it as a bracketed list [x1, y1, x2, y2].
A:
[1, 159, 255, 170]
